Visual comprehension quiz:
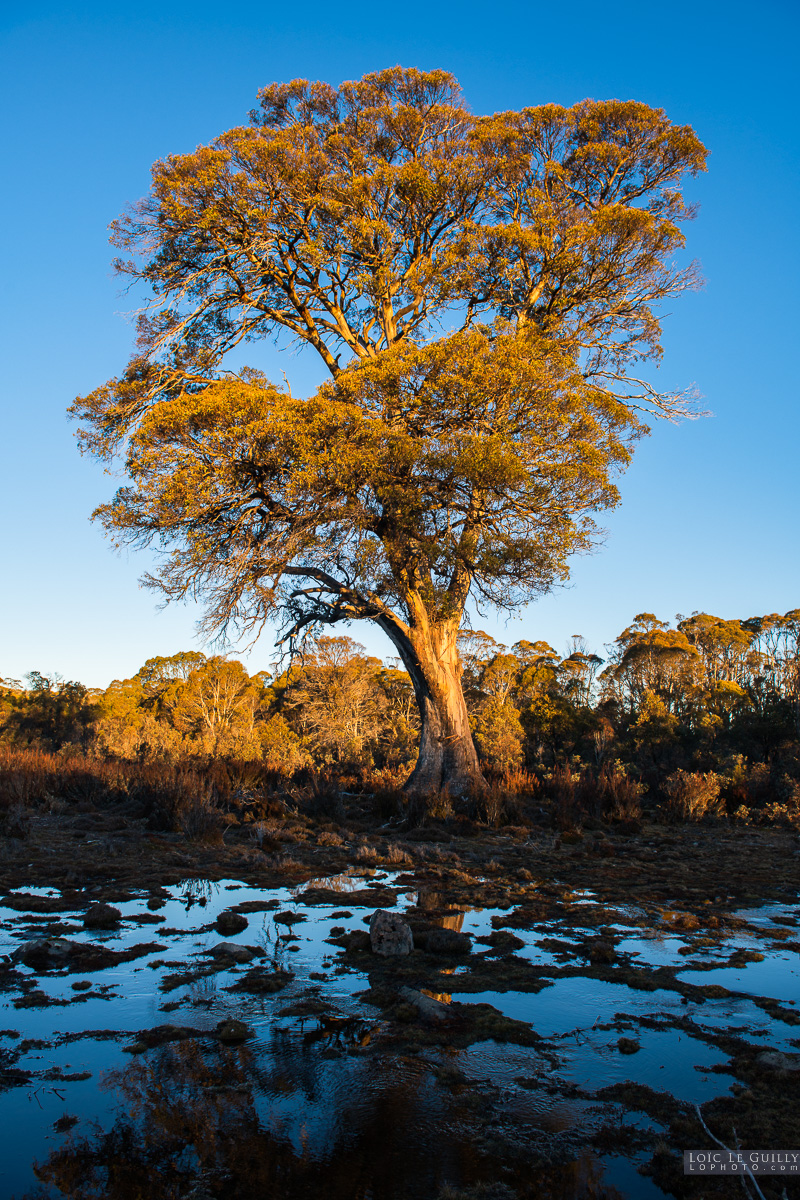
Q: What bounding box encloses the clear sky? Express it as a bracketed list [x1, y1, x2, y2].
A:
[1, 0, 798, 687]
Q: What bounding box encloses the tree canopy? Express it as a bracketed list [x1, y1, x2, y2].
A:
[100, 329, 637, 637]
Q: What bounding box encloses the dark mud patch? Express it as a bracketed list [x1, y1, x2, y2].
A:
[225, 967, 294, 995]
[299, 886, 399, 907]
[55, 1029, 125, 1046]
[359, 984, 543, 1049]
[123, 1024, 205, 1053]
[158, 960, 230, 993]
[8, 937, 166, 974]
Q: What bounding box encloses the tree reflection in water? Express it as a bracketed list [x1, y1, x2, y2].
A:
[28, 1036, 625, 1200]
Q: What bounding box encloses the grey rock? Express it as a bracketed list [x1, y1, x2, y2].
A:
[369, 909, 413, 956]
[13, 938, 81, 968]
[399, 986, 450, 1021]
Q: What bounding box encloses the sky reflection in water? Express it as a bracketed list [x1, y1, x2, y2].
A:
[0, 874, 796, 1198]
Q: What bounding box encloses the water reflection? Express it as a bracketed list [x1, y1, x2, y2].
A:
[28, 1035, 626, 1200]
[3, 874, 794, 1199]
[422, 967, 456, 1005]
[179, 877, 220, 910]
[416, 888, 468, 931]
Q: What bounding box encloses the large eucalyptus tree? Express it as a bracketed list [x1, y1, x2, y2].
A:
[73, 68, 707, 794]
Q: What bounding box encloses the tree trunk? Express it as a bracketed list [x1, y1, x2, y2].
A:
[377, 614, 486, 798]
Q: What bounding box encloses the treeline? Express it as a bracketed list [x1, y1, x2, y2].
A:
[0, 643, 415, 771]
[2, 607, 799, 823]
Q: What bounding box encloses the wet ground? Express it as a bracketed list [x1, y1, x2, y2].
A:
[0, 817, 798, 1198]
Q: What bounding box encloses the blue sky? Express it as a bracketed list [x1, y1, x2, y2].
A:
[1, 0, 798, 686]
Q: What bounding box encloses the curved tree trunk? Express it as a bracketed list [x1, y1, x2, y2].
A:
[405, 666, 485, 797]
[377, 613, 486, 798]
